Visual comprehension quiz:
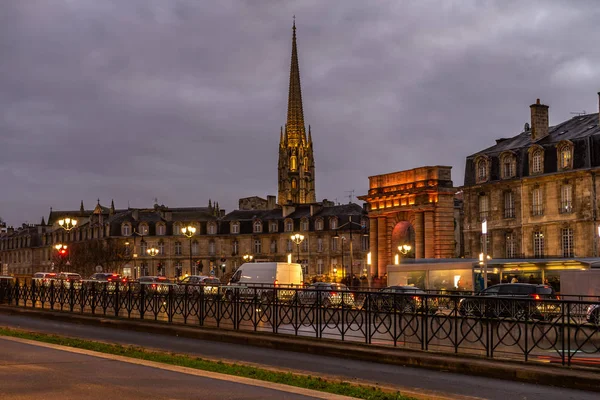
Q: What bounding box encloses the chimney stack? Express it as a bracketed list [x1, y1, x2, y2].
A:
[530, 98, 549, 141]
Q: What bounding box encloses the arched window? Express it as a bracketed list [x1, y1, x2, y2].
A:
[304, 157, 309, 172]
[477, 159, 487, 182]
[301, 218, 309, 231]
[532, 150, 542, 173]
[559, 145, 573, 170]
[290, 156, 297, 171]
[253, 220, 262, 233]
[315, 219, 324, 230]
[291, 179, 297, 189]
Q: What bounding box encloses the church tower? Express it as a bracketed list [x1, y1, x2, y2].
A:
[278, 21, 316, 205]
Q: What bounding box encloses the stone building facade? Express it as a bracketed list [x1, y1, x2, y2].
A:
[358, 166, 458, 277]
[463, 94, 600, 260]
[0, 199, 369, 280]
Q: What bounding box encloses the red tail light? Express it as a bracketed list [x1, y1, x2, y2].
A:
[530, 294, 541, 300]
[330, 292, 337, 296]
[152, 284, 157, 288]
[274, 280, 279, 287]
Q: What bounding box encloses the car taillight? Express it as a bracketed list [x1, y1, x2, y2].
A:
[530, 294, 541, 300]
[274, 280, 279, 287]
[107, 278, 112, 282]
[152, 284, 157, 288]
[330, 292, 337, 296]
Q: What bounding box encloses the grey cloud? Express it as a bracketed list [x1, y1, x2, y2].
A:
[1, 0, 599, 224]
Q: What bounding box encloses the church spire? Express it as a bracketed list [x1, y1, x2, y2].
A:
[286, 18, 305, 144]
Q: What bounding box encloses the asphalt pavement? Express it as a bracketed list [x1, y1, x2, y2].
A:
[0, 313, 598, 400]
[0, 336, 340, 400]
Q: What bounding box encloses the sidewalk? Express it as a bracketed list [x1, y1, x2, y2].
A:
[1, 305, 599, 393]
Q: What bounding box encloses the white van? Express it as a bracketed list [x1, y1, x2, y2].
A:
[224, 262, 303, 302]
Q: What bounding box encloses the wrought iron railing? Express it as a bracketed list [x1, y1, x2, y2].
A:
[1, 279, 600, 368]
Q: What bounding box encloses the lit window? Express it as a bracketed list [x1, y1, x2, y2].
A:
[505, 234, 516, 258]
[533, 231, 544, 258]
[560, 185, 573, 214]
[139, 224, 148, 236]
[560, 146, 572, 169]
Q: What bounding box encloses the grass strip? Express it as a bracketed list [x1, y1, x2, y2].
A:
[0, 327, 416, 400]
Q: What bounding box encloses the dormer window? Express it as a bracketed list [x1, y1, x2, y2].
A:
[139, 224, 149, 236]
[253, 220, 262, 233]
[330, 218, 338, 230]
[208, 223, 216, 235]
[121, 223, 131, 236]
[500, 152, 516, 179]
[528, 145, 544, 175]
[557, 141, 573, 170]
[269, 221, 278, 233]
[474, 156, 489, 183]
[156, 223, 166, 236]
[231, 222, 240, 234]
[301, 218, 309, 231]
[285, 219, 293, 232]
[315, 218, 324, 230]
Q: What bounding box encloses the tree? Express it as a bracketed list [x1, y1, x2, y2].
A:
[58, 239, 133, 277]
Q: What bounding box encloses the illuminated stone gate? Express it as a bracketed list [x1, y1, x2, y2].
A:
[358, 166, 456, 277]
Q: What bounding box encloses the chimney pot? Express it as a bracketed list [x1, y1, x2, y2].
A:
[530, 99, 549, 141]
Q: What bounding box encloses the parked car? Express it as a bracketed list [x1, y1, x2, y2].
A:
[139, 276, 173, 294]
[297, 282, 355, 308]
[32, 272, 58, 287]
[586, 304, 600, 324]
[177, 275, 221, 296]
[373, 286, 438, 314]
[56, 272, 82, 288]
[458, 283, 560, 320]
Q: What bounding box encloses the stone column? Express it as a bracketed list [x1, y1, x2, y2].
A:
[369, 217, 378, 277]
[414, 212, 425, 259]
[377, 217, 388, 277]
[424, 211, 435, 258]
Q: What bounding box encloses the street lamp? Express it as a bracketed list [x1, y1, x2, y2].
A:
[333, 216, 366, 280]
[58, 218, 77, 231]
[243, 254, 253, 262]
[398, 244, 411, 255]
[147, 246, 159, 276]
[181, 225, 197, 275]
[290, 233, 304, 263]
[482, 219, 488, 289]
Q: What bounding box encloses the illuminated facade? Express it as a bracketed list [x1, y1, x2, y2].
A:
[277, 21, 316, 205]
[358, 166, 457, 277]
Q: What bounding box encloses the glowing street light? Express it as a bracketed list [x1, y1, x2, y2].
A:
[58, 218, 77, 231]
[243, 254, 253, 262]
[181, 225, 197, 275]
[147, 247, 159, 275]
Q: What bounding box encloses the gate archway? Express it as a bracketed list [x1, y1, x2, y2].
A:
[358, 166, 456, 277]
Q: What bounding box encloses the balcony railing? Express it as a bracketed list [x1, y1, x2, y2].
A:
[504, 207, 515, 219]
[531, 205, 544, 216]
[559, 201, 573, 214]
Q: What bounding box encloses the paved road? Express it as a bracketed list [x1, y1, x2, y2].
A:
[0, 313, 598, 400]
[0, 336, 335, 400]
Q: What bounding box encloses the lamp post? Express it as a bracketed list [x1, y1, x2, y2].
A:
[243, 254, 253, 263]
[181, 226, 197, 275]
[333, 216, 366, 280]
[147, 246, 158, 275]
[291, 233, 304, 263]
[58, 218, 77, 231]
[482, 220, 488, 289]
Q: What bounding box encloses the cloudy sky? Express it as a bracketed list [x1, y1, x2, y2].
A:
[1, 0, 600, 225]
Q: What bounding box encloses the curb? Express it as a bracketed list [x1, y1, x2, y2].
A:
[1, 305, 599, 393]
